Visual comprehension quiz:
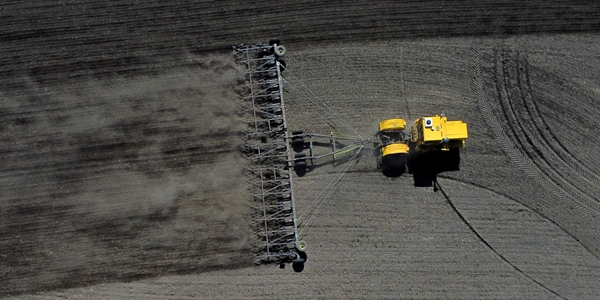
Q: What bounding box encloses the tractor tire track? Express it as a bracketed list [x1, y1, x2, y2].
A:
[522, 63, 600, 178]
[439, 175, 600, 261]
[470, 46, 600, 217]
[495, 48, 600, 213]
[517, 54, 600, 189]
[514, 51, 600, 189]
[434, 179, 568, 300]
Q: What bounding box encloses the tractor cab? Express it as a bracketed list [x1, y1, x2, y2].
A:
[411, 114, 468, 152]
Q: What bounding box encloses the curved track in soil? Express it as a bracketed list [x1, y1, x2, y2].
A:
[1, 1, 600, 298]
[492, 49, 600, 214]
[434, 180, 566, 299]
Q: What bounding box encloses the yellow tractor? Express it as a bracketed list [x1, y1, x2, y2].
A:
[375, 114, 468, 184]
[410, 114, 468, 153]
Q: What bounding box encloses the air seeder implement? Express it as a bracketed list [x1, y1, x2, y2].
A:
[235, 37, 468, 273]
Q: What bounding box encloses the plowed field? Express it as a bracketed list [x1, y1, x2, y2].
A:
[1, 1, 599, 299]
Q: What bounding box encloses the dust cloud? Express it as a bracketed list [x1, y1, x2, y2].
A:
[0, 52, 252, 296]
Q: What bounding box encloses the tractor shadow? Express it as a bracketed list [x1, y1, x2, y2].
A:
[406, 142, 461, 188]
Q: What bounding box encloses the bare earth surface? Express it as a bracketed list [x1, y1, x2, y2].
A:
[1, 1, 600, 299]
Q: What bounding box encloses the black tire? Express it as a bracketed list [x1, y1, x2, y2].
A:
[380, 153, 407, 178]
[292, 262, 305, 273]
[295, 152, 306, 159]
[269, 37, 281, 46]
[294, 160, 307, 177]
[291, 129, 303, 136]
[292, 137, 304, 152]
[294, 160, 307, 168]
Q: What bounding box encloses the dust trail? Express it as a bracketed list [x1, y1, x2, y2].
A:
[0, 52, 251, 296]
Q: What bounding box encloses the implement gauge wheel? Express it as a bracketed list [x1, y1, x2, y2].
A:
[297, 240, 307, 252]
[275, 45, 286, 57]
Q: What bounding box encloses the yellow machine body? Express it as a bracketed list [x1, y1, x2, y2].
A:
[379, 118, 406, 132]
[411, 115, 468, 151]
[381, 143, 409, 156]
[376, 118, 409, 158]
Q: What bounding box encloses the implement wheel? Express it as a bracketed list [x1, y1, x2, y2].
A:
[292, 262, 304, 273]
[275, 45, 286, 57]
[292, 137, 304, 152]
[294, 160, 307, 177]
[269, 37, 281, 45]
[296, 240, 307, 252]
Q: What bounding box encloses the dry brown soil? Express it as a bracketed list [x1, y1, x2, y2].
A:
[1, 1, 600, 299]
